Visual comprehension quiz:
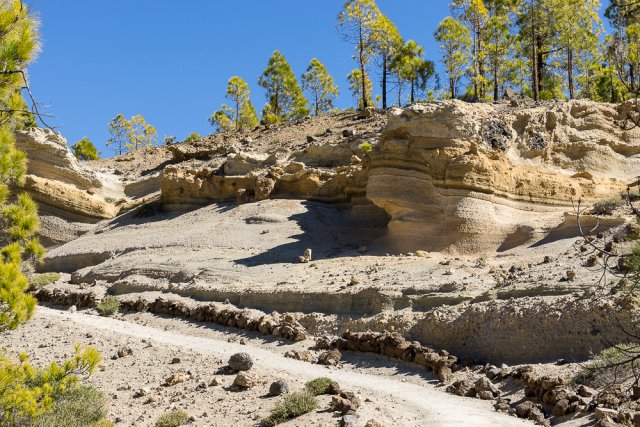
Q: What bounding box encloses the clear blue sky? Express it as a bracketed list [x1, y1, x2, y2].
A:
[27, 1, 608, 157]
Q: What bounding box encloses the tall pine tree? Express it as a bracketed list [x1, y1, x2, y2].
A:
[0, 0, 44, 330]
[258, 50, 309, 123]
[302, 58, 339, 116]
[337, 0, 382, 109]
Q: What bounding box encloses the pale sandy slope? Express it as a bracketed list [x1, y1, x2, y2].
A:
[34, 307, 528, 427]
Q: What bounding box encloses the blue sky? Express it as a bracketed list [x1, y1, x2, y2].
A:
[27, 1, 607, 157]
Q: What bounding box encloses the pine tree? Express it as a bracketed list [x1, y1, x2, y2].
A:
[435, 17, 471, 99]
[302, 58, 339, 116]
[337, 0, 382, 109]
[606, 0, 640, 96]
[71, 137, 100, 161]
[372, 15, 403, 109]
[209, 104, 234, 132]
[106, 114, 129, 156]
[391, 40, 435, 104]
[0, 0, 44, 330]
[550, 0, 602, 99]
[452, 0, 490, 99]
[347, 69, 373, 109]
[226, 76, 259, 130]
[258, 50, 309, 122]
[126, 115, 156, 152]
[484, 0, 517, 100]
[107, 114, 156, 154]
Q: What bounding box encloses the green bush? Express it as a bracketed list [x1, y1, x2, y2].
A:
[156, 410, 189, 427]
[304, 377, 332, 396]
[31, 385, 108, 427]
[29, 272, 61, 290]
[359, 142, 372, 153]
[96, 296, 120, 317]
[263, 391, 318, 427]
[592, 198, 623, 216]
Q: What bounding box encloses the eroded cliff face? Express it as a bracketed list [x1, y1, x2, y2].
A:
[367, 100, 640, 254]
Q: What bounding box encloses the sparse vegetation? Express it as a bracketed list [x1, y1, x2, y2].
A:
[29, 272, 61, 290]
[304, 377, 333, 396]
[575, 343, 638, 387]
[31, 385, 108, 427]
[263, 391, 318, 427]
[96, 296, 120, 317]
[592, 198, 624, 215]
[155, 410, 189, 427]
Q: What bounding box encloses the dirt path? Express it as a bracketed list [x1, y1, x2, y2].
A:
[37, 307, 527, 427]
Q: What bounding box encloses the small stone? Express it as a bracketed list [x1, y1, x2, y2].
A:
[228, 352, 253, 371]
[209, 377, 220, 386]
[415, 250, 430, 258]
[67, 305, 77, 313]
[437, 366, 452, 383]
[553, 399, 569, 417]
[164, 373, 189, 386]
[349, 276, 359, 286]
[595, 407, 618, 421]
[318, 349, 341, 366]
[566, 269, 577, 281]
[170, 357, 181, 364]
[516, 401, 536, 418]
[269, 380, 289, 396]
[284, 350, 314, 363]
[342, 129, 355, 138]
[341, 415, 358, 427]
[364, 420, 385, 427]
[444, 268, 455, 276]
[555, 359, 568, 366]
[578, 384, 597, 398]
[327, 381, 341, 395]
[233, 372, 257, 389]
[478, 390, 494, 400]
[306, 135, 318, 143]
[117, 347, 133, 358]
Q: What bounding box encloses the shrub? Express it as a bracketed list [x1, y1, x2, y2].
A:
[263, 391, 318, 427]
[31, 385, 108, 427]
[592, 198, 623, 216]
[575, 343, 637, 387]
[96, 296, 120, 317]
[304, 377, 332, 396]
[29, 272, 61, 290]
[156, 410, 189, 427]
[359, 142, 372, 153]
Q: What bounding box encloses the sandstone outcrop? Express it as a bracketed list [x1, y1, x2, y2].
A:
[15, 128, 102, 190]
[367, 100, 640, 253]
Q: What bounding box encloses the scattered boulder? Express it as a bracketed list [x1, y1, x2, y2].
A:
[233, 372, 257, 389]
[268, 380, 289, 396]
[318, 349, 341, 366]
[228, 352, 253, 371]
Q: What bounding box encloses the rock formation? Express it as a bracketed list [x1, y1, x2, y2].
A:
[367, 100, 640, 253]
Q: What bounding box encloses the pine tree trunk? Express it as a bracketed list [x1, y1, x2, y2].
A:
[568, 49, 574, 100]
[493, 62, 499, 101]
[359, 23, 368, 109]
[382, 54, 388, 110]
[411, 79, 415, 104]
[531, 0, 540, 102]
[450, 77, 455, 99]
[537, 37, 544, 97]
